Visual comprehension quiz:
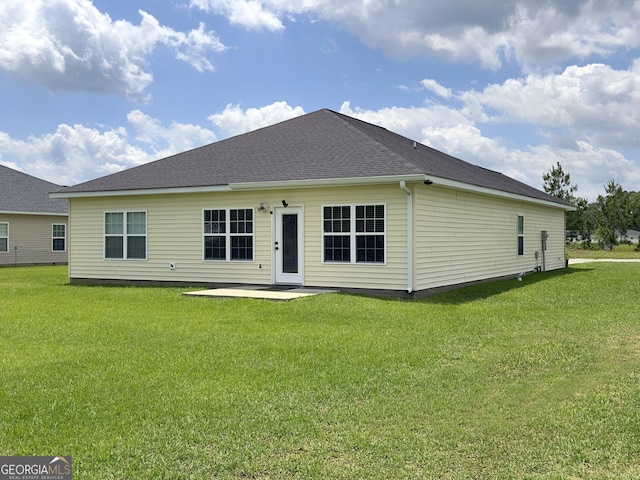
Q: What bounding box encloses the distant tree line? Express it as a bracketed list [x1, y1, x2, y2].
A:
[542, 162, 640, 248]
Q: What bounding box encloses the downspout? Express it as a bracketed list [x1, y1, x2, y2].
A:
[400, 181, 413, 293]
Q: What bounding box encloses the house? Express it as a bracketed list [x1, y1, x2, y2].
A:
[616, 230, 640, 244]
[1, 165, 68, 266]
[51, 109, 573, 295]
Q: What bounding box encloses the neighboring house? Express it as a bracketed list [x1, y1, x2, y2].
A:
[1, 165, 68, 266]
[616, 230, 640, 244]
[52, 109, 573, 294]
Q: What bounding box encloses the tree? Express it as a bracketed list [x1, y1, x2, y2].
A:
[628, 191, 640, 231]
[542, 162, 588, 240]
[595, 180, 630, 246]
[571, 197, 597, 244]
[542, 162, 578, 202]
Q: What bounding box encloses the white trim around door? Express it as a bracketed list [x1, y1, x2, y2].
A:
[274, 206, 304, 284]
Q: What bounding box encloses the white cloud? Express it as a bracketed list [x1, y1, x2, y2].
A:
[0, 123, 148, 186]
[339, 97, 640, 202]
[208, 101, 306, 136]
[191, 0, 640, 69]
[421, 79, 453, 99]
[127, 110, 217, 158]
[0, 0, 226, 99]
[462, 62, 640, 150]
[189, 0, 285, 31]
[0, 112, 218, 185]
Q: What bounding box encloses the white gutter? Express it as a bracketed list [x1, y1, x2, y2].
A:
[424, 175, 576, 211]
[49, 175, 426, 199]
[50, 184, 233, 199]
[50, 172, 573, 213]
[399, 180, 413, 293]
[229, 174, 427, 191]
[0, 210, 67, 216]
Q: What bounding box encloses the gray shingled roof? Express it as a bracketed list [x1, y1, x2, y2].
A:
[55, 109, 571, 207]
[0, 165, 68, 214]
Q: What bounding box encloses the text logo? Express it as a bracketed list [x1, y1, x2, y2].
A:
[0, 456, 72, 480]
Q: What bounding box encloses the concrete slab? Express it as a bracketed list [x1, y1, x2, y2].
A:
[183, 286, 338, 301]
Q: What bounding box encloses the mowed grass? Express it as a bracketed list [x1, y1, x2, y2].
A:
[1, 265, 640, 479]
[567, 244, 640, 259]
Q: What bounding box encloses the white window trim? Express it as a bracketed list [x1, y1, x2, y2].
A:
[202, 207, 255, 262]
[103, 211, 147, 260]
[321, 203, 387, 265]
[52, 223, 66, 252]
[0, 222, 8, 253]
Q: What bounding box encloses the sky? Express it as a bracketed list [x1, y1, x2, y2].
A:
[1, 0, 640, 201]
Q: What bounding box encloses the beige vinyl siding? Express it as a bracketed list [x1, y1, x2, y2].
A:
[67, 184, 409, 290]
[414, 185, 566, 291]
[304, 185, 408, 290]
[69, 193, 272, 285]
[0, 214, 68, 266]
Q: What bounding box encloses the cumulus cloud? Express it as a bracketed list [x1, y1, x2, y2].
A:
[0, 124, 149, 186]
[340, 62, 640, 204]
[0, 0, 226, 99]
[0, 112, 218, 185]
[190, 0, 285, 31]
[191, 0, 640, 69]
[462, 62, 640, 149]
[127, 110, 217, 158]
[208, 101, 306, 136]
[0, 102, 308, 187]
[421, 79, 453, 99]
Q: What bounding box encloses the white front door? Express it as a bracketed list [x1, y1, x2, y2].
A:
[274, 207, 303, 284]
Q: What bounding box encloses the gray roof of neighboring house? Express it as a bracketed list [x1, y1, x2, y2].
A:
[0, 165, 68, 214]
[617, 229, 640, 236]
[55, 109, 572, 207]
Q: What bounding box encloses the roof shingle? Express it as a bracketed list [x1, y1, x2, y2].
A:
[55, 109, 571, 207]
[1, 165, 68, 214]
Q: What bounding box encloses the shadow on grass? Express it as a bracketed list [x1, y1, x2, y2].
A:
[420, 266, 591, 305]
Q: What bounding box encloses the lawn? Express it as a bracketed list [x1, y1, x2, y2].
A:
[1, 265, 640, 479]
[566, 243, 640, 259]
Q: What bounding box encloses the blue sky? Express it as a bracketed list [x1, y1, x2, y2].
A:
[2, 0, 640, 201]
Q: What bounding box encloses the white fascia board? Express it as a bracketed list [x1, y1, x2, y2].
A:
[426, 175, 576, 211]
[49, 184, 233, 199]
[47, 173, 573, 211]
[229, 174, 428, 191]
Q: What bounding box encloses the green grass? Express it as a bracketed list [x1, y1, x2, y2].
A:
[566, 243, 640, 259]
[2, 265, 640, 479]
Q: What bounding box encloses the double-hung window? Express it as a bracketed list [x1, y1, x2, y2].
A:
[105, 211, 147, 259]
[323, 206, 351, 262]
[517, 215, 524, 256]
[0, 223, 8, 253]
[52, 224, 66, 252]
[323, 204, 385, 264]
[204, 208, 253, 261]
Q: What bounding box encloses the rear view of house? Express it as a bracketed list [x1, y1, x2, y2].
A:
[1, 165, 68, 266]
[52, 109, 573, 295]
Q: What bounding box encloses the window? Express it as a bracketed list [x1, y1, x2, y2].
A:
[104, 211, 146, 259]
[204, 208, 253, 261]
[323, 206, 350, 262]
[52, 224, 66, 252]
[204, 209, 226, 260]
[356, 205, 385, 263]
[0, 223, 7, 253]
[517, 215, 524, 256]
[323, 204, 385, 264]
